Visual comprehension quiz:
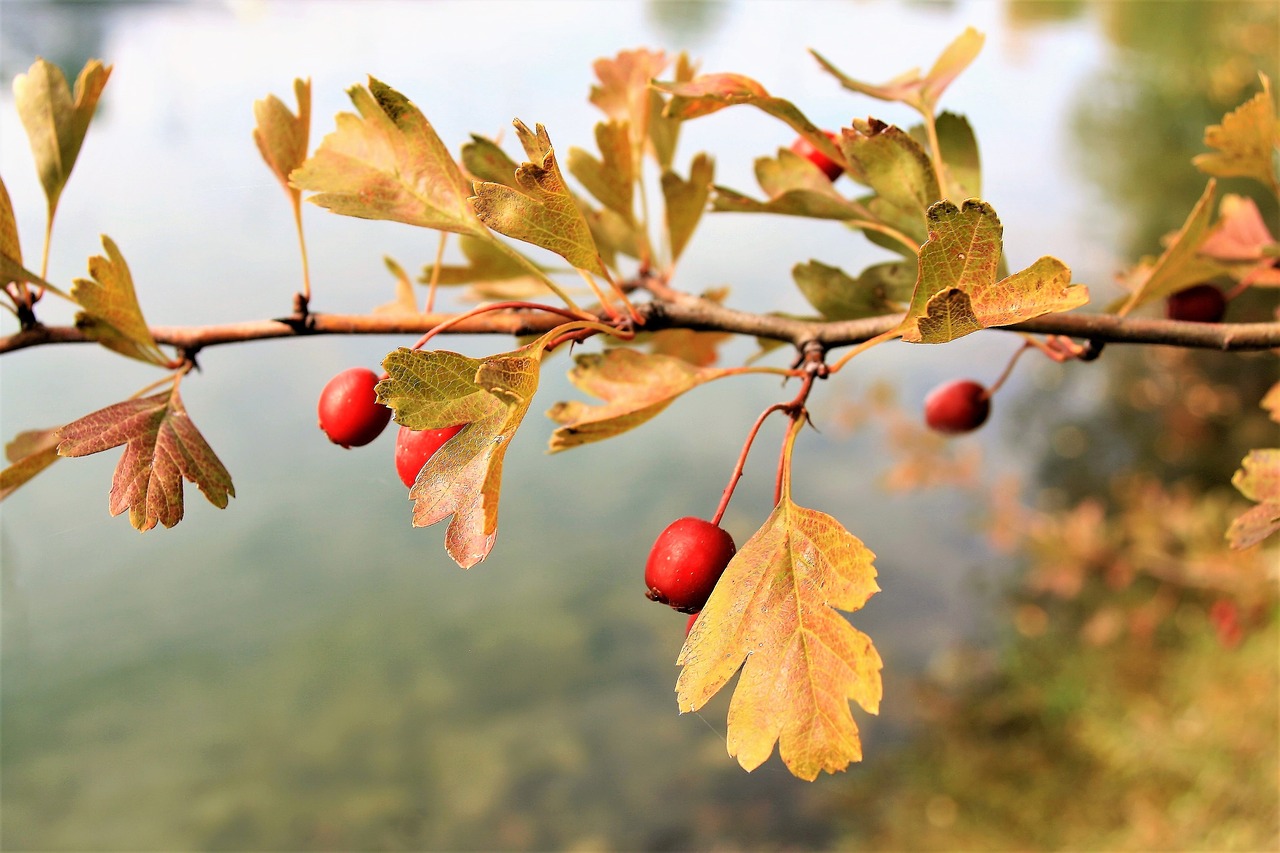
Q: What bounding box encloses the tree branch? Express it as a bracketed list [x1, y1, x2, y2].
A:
[3, 297, 1279, 357]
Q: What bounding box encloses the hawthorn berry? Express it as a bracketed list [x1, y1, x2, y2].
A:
[1165, 283, 1227, 323]
[395, 424, 465, 488]
[685, 611, 700, 636]
[924, 379, 991, 435]
[645, 516, 736, 613]
[789, 130, 843, 181]
[317, 367, 393, 448]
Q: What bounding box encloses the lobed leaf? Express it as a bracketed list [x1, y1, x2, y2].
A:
[56, 388, 235, 531]
[1227, 448, 1280, 550]
[661, 152, 714, 263]
[291, 78, 482, 236]
[378, 343, 547, 568]
[71, 235, 170, 365]
[1193, 75, 1280, 189]
[253, 78, 311, 202]
[899, 200, 1088, 343]
[677, 460, 882, 780]
[841, 118, 939, 242]
[567, 120, 635, 222]
[792, 259, 911, 321]
[811, 27, 984, 115]
[546, 348, 729, 452]
[590, 48, 670, 160]
[1118, 180, 1226, 312]
[12, 57, 112, 217]
[1, 428, 63, 501]
[471, 121, 606, 275]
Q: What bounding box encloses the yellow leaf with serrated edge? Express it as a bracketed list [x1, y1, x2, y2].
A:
[1194, 75, 1280, 189]
[677, 419, 881, 780]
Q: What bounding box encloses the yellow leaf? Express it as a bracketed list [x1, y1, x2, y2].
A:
[12, 57, 112, 218]
[253, 78, 311, 203]
[1227, 448, 1280, 550]
[1193, 75, 1280, 190]
[1, 428, 62, 501]
[71, 235, 169, 365]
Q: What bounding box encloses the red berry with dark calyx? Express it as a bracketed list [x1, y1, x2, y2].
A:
[1165, 283, 1227, 323]
[645, 517, 736, 613]
[317, 367, 393, 448]
[789, 130, 843, 181]
[924, 379, 991, 435]
[395, 424, 465, 488]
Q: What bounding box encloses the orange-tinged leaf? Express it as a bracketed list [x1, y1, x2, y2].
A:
[1199, 194, 1280, 287]
[56, 389, 235, 531]
[471, 121, 606, 275]
[1193, 75, 1280, 189]
[656, 73, 846, 174]
[1, 427, 62, 500]
[1119, 180, 1227, 312]
[677, 422, 881, 780]
[1262, 381, 1280, 424]
[12, 57, 112, 216]
[811, 27, 984, 115]
[377, 342, 547, 568]
[253, 78, 311, 202]
[899, 200, 1088, 343]
[590, 48, 670, 159]
[1227, 448, 1280, 549]
[291, 78, 482, 236]
[546, 348, 729, 452]
[71, 235, 169, 365]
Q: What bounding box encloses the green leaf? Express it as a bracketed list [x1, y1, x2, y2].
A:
[793, 259, 911, 320]
[291, 77, 483, 236]
[1193, 75, 1280, 190]
[56, 388, 235, 531]
[1227, 448, 1280, 549]
[1118, 180, 1225, 312]
[1, 428, 62, 501]
[546, 349, 729, 452]
[471, 121, 606, 275]
[811, 27, 984, 115]
[676, 447, 882, 780]
[461, 134, 522, 187]
[899, 200, 1088, 343]
[567, 120, 635, 222]
[71, 235, 169, 365]
[12, 57, 112, 219]
[252, 78, 311, 203]
[661, 152, 714, 263]
[923, 111, 981, 199]
[377, 342, 547, 568]
[841, 118, 939, 241]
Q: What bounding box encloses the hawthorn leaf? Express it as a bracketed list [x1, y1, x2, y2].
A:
[546, 348, 729, 452]
[71, 235, 170, 365]
[899, 200, 1087, 343]
[1193, 75, 1280, 189]
[461, 134, 521, 187]
[792, 259, 910, 320]
[811, 27, 984, 115]
[471, 121, 606, 275]
[0, 175, 20, 270]
[0, 428, 62, 501]
[911, 111, 981, 200]
[648, 52, 695, 170]
[590, 48, 670, 160]
[841, 118, 939, 242]
[1199, 194, 1280, 287]
[1227, 448, 1280, 550]
[661, 152, 714, 262]
[253, 78, 311, 203]
[12, 57, 112, 218]
[291, 78, 482, 236]
[656, 73, 845, 173]
[677, 455, 881, 780]
[56, 389, 235, 531]
[1119, 180, 1225, 312]
[374, 255, 418, 315]
[567, 120, 634, 222]
[378, 343, 547, 568]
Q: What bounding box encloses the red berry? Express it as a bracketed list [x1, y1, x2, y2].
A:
[789, 130, 843, 181]
[1165, 283, 1226, 323]
[395, 423, 465, 487]
[317, 367, 392, 448]
[924, 379, 991, 434]
[685, 611, 700, 636]
[644, 517, 736, 613]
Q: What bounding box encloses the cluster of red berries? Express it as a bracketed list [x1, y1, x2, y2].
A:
[317, 367, 463, 487]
